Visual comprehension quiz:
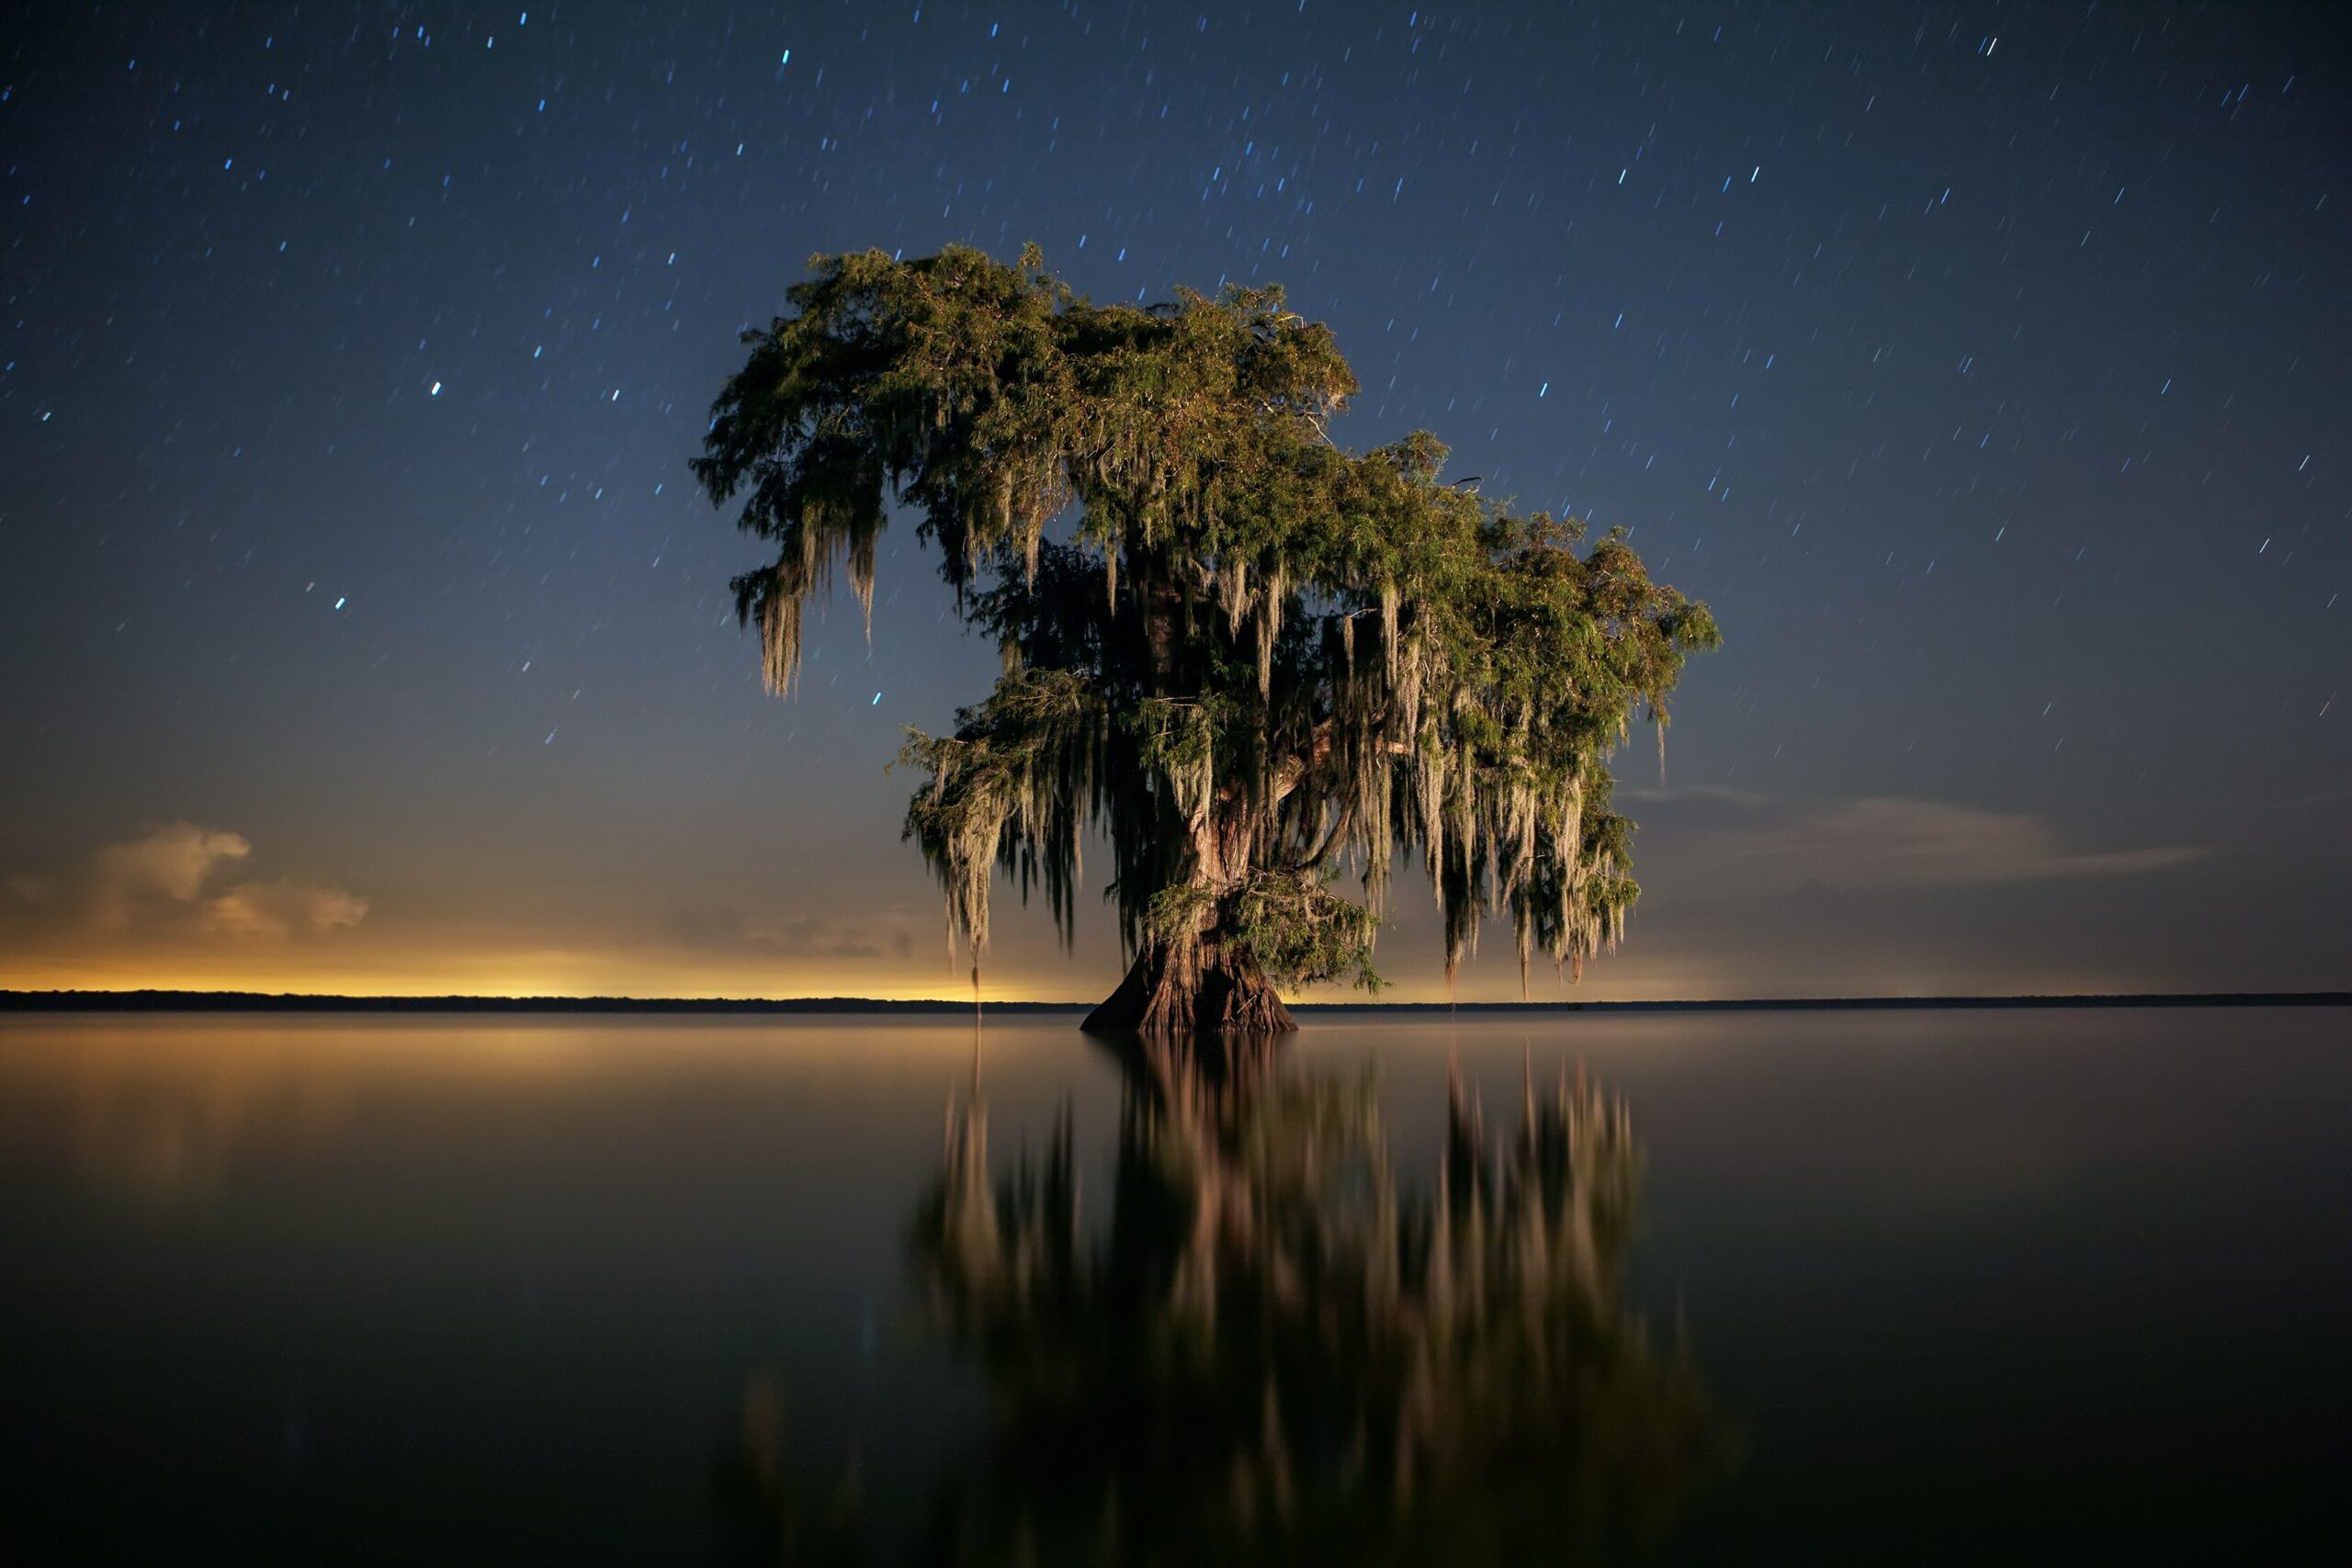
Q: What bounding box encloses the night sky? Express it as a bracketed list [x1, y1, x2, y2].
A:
[3, 1, 2344, 1001]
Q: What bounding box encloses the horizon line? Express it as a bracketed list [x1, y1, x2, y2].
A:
[1, 988, 2344, 1015]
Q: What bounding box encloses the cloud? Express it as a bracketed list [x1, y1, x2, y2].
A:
[661, 905, 915, 962]
[92, 823, 250, 926]
[1638, 790, 2206, 895]
[9, 822, 368, 946]
[1749, 797, 2204, 887]
[205, 877, 370, 940]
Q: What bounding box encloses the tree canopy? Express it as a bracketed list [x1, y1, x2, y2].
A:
[695, 244, 1717, 1032]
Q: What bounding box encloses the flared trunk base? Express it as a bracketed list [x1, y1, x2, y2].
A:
[1082, 937, 1295, 1040]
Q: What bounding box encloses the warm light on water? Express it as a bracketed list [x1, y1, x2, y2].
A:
[1, 1007, 2345, 1561]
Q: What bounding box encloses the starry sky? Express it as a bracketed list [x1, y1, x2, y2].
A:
[2, 0, 2345, 1001]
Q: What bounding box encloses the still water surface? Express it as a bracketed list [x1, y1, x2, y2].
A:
[1, 1007, 2345, 1562]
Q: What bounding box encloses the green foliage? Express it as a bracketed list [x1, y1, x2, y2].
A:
[1139, 882, 1216, 950]
[698, 245, 1718, 994]
[1229, 870, 1384, 992]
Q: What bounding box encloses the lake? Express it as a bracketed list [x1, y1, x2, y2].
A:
[1, 1006, 2345, 1562]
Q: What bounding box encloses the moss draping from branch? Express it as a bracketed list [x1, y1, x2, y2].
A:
[699, 245, 1719, 998]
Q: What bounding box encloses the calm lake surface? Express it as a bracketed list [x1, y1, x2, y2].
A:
[1, 1006, 2345, 1563]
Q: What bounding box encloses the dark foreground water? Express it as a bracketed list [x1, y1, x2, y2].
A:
[1, 1007, 2346, 1563]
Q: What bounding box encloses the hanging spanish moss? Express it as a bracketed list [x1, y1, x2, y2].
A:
[697, 245, 1719, 1036]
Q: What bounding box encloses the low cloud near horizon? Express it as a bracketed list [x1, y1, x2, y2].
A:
[6, 821, 368, 948]
[1627, 788, 2207, 897]
[659, 903, 920, 963]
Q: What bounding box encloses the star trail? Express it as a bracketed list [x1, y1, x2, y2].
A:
[1, 1, 2343, 999]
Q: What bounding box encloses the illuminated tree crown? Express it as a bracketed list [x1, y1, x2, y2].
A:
[695, 244, 1718, 1032]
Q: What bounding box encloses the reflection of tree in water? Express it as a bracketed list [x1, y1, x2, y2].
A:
[735, 1038, 1730, 1564]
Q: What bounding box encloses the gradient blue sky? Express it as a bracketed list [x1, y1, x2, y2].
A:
[2, 1, 2344, 998]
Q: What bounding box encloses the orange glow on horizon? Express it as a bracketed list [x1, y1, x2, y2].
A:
[0, 947, 2165, 1005]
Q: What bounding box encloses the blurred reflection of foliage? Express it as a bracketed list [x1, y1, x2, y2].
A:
[718, 1366, 868, 1568]
[735, 1036, 1731, 1564]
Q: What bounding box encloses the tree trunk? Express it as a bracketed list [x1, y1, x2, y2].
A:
[1082, 935, 1295, 1039]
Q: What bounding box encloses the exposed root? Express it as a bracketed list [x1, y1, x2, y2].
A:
[1083, 937, 1296, 1043]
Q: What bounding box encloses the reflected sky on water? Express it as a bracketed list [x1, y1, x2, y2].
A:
[1, 1008, 2346, 1562]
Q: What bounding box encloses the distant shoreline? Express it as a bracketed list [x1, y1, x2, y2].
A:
[1, 989, 2343, 1015]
